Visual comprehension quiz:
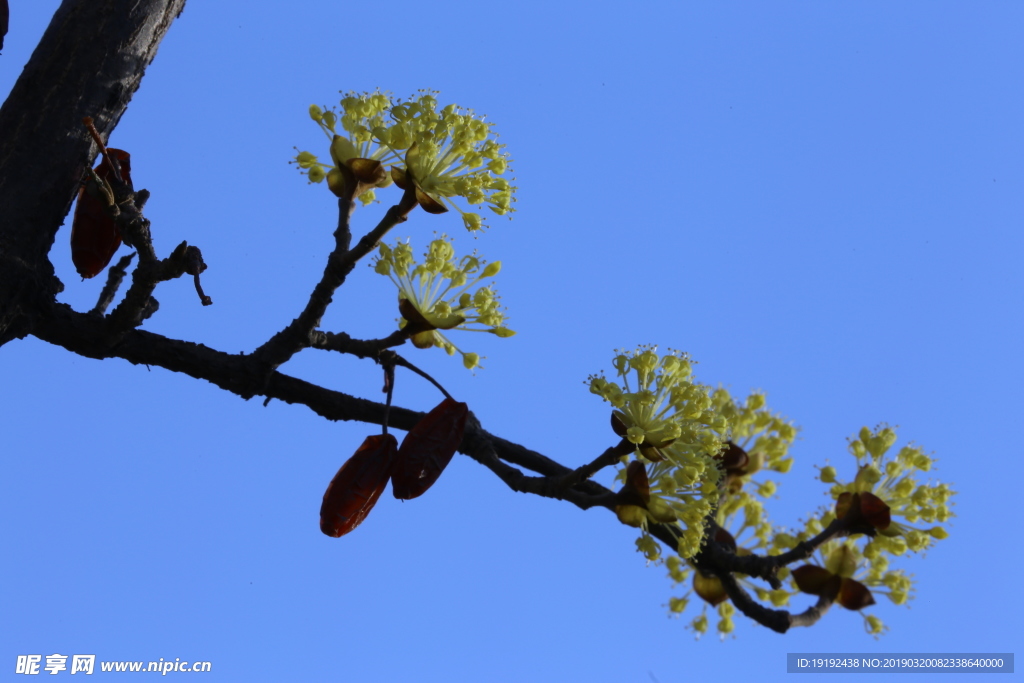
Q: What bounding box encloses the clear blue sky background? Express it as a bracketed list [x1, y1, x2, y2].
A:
[2, 2, 1021, 681]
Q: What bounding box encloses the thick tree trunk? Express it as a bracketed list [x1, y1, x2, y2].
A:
[0, 0, 185, 345]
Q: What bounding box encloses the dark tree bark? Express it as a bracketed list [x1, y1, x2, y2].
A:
[0, 0, 186, 346]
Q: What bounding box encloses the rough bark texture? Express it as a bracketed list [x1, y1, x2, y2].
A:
[0, 0, 186, 345]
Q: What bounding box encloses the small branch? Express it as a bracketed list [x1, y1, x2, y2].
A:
[714, 569, 833, 633]
[80, 118, 159, 267]
[83, 117, 125, 184]
[460, 414, 619, 510]
[254, 199, 408, 370]
[309, 329, 408, 358]
[90, 252, 135, 315]
[554, 438, 634, 491]
[106, 241, 208, 338]
[771, 517, 876, 568]
[184, 245, 212, 306]
[693, 517, 876, 589]
[82, 115, 213, 329]
[386, 352, 452, 400]
[788, 595, 834, 629]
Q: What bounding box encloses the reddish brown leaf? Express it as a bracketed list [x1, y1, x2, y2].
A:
[617, 460, 651, 507]
[348, 157, 386, 184]
[836, 491, 892, 531]
[792, 565, 842, 599]
[399, 297, 436, 337]
[835, 491, 855, 521]
[837, 577, 876, 610]
[610, 412, 628, 438]
[858, 491, 892, 530]
[391, 166, 411, 190]
[415, 187, 448, 214]
[320, 434, 397, 537]
[71, 149, 133, 279]
[714, 526, 738, 553]
[716, 441, 750, 475]
[392, 398, 469, 500]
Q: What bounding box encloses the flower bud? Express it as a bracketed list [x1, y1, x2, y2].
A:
[615, 504, 647, 528]
[669, 597, 688, 613]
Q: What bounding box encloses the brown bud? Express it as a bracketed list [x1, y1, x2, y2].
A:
[320, 434, 397, 537]
[391, 398, 469, 500]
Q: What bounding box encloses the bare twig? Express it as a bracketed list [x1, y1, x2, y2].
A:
[309, 329, 408, 358]
[386, 351, 453, 400]
[106, 241, 210, 338]
[254, 199, 408, 369]
[90, 252, 135, 315]
[554, 438, 635, 491]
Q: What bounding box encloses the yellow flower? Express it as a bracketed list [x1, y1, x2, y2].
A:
[293, 92, 400, 204]
[373, 236, 514, 369]
[379, 91, 516, 230]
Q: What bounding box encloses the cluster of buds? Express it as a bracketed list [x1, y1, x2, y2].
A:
[823, 425, 954, 550]
[587, 353, 806, 638]
[768, 425, 954, 636]
[710, 388, 797, 494]
[372, 236, 514, 369]
[295, 90, 515, 229]
[295, 90, 517, 371]
[588, 347, 727, 558]
[296, 93, 399, 204]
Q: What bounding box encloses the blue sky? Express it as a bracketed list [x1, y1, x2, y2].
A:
[2, 2, 1021, 681]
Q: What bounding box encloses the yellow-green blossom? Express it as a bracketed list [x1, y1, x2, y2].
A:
[372, 236, 513, 369]
[377, 90, 516, 230]
[294, 91, 401, 204]
[589, 347, 725, 457]
[294, 89, 516, 227]
[717, 601, 736, 639]
[589, 347, 726, 556]
[691, 612, 709, 638]
[711, 387, 798, 477]
[830, 425, 956, 551]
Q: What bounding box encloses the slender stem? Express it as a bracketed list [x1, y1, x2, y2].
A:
[254, 199, 408, 369]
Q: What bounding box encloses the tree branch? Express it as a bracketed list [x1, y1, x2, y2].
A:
[31, 296, 850, 634]
[1, 4, 867, 638]
[309, 329, 409, 358]
[254, 200, 408, 370]
[0, 0, 187, 345]
[90, 253, 135, 316]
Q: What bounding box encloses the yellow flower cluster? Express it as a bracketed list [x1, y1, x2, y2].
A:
[764, 425, 955, 637]
[710, 388, 798, 478]
[295, 92, 400, 205]
[294, 90, 515, 227]
[829, 425, 955, 551]
[372, 236, 514, 369]
[588, 347, 727, 557]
